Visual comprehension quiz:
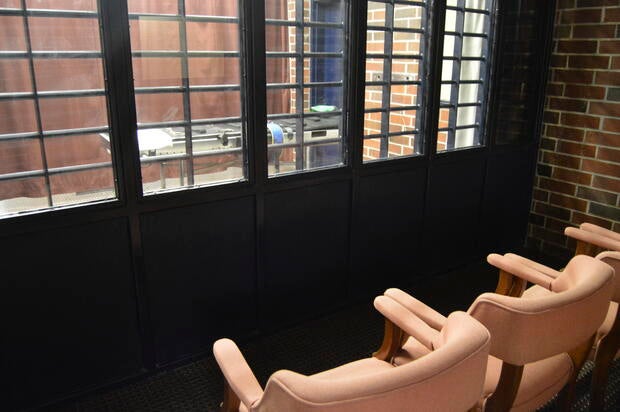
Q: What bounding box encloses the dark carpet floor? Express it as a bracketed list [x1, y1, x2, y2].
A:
[38, 259, 620, 412]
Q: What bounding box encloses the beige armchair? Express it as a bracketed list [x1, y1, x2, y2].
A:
[213, 303, 491, 411]
[382, 253, 614, 411]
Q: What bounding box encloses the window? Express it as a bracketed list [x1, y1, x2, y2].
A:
[363, 0, 428, 161]
[436, 0, 493, 152]
[265, 0, 347, 176]
[0, 0, 116, 217]
[126, 0, 247, 194]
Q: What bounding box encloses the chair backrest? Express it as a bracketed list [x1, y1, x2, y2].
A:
[597, 251, 620, 302]
[251, 312, 490, 412]
[468, 255, 614, 365]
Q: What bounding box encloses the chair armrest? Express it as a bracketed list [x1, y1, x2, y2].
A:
[581, 223, 620, 242]
[565, 226, 620, 254]
[504, 253, 561, 279]
[374, 295, 440, 350]
[487, 253, 556, 291]
[213, 338, 263, 410]
[384, 288, 447, 331]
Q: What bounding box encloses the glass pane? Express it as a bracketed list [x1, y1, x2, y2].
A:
[363, 137, 382, 161]
[463, 36, 485, 57]
[455, 127, 476, 148]
[456, 106, 477, 127]
[389, 110, 417, 133]
[367, 2, 386, 26]
[394, 4, 423, 29]
[365, 58, 384, 82]
[0, 5, 117, 217]
[460, 60, 481, 80]
[267, 88, 295, 116]
[393, 31, 421, 55]
[366, 30, 385, 55]
[266, 57, 293, 84]
[388, 134, 417, 158]
[464, 12, 486, 33]
[391, 59, 420, 82]
[128, 2, 247, 193]
[363, 110, 383, 136]
[390, 84, 419, 107]
[0, 59, 32, 93]
[458, 84, 480, 103]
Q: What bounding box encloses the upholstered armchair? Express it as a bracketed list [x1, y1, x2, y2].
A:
[213, 302, 491, 411]
[382, 253, 614, 411]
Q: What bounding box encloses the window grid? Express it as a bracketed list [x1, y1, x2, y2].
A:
[0, 4, 115, 214]
[363, 0, 427, 161]
[265, 0, 347, 176]
[437, 0, 492, 151]
[128, 2, 247, 194]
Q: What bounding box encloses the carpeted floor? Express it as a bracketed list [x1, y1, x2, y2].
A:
[39, 259, 620, 411]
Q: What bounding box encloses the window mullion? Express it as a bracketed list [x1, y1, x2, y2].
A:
[178, 0, 194, 187]
[447, 0, 465, 150]
[380, 2, 395, 159]
[295, 0, 305, 170]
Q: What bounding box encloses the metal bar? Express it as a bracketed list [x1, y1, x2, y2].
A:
[177, 0, 194, 186]
[266, 81, 343, 89]
[139, 147, 244, 164]
[0, 161, 113, 182]
[414, 1, 428, 154]
[366, 25, 425, 35]
[379, 2, 394, 158]
[265, 19, 344, 29]
[0, 8, 98, 18]
[132, 51, 240, 58]
[134, 85, 243, 94]
[267, 137, 342, 150]
[365, 80, 422, 87]
[294, 0, 304, 171]
[266, 111, 343, 121]
[266, 51, 343, 58]
[19, 0, 53, 207]
[0, 51, 102, 59]
[474, 1, 492, 145]
[446, 0, 465, 150]
[365, 53, 422, 59]
[0, 89, 107, 100]
[128, 14, 239, 24]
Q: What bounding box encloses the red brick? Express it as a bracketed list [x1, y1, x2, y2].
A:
[547, 82, 564, 97]
[533, 189, 549, 202]
[597, 147, 620, 162]
[539, 177, 577, 195]
[593, 175, 620, 192]
[589, 101, 620, 117]
[546, 125, 585, 141]
[572, 212, 614, 229]
[557, 141, 597, 157]
[562, 9, 602, 23]
[568, 55, 610, 69]
[557, 40, 598, 54]
[549, 97, 588, 112]
[604, 7, 620, 22]
[577, 186, 618, 205]
[552, 167, 593, 185]
[543, 152, 582, 169]
[585, 131, 620, 146]
[573, 24, 616, 38]
[544, 111, 560, 124]
[555, 25, 573, 39]
[564, 84, 606, 99]
[540, 137, 557, 150]
[535, 201, 573, 221]
[600, 40, 620, 54]
[613, 57, 620, 70]
[577, 0, 619, 6]
[546, 217, 571, 233]
[596, 71, 620, 86]
[532, 226, 568, 246]
[554, 69, 594, 84]
[561, 113, 601, 129]
[582, 159, 620, 177]
[603, 117, 620, 132]
[558, 0, 576, 8]
[550, 55, 567, 68]
[550, 193, 588, 211]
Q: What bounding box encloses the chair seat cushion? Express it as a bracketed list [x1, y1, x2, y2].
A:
[392, 336, 432, 366]
[478, 354, 573, 412]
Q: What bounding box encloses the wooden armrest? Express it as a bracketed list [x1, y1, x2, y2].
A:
[487, 253, 556, 292]
[384, 288, 447, 331]
[565, 226, 620, 256]
[213, 338, 263, 411]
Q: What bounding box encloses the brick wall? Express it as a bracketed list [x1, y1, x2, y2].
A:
[528, 0, 620, 258]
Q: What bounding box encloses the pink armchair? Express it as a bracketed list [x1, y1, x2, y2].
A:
[213, 303, 490, 411]
[382, 254, 614, 411]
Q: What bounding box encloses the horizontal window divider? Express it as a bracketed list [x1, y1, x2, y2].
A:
[38, 89, 105, 98]
[362, 130, 420, 140]
[134, 85, 242, 94]
[459, 79, 484, 84]
[0, 51, 102, 59]
[140, 147, 243, 164]
[43, 126, 110, 138]
[265, 19, 344, 29]
[365, 53, 422, 60]
[267, 137, 341, 150]
[132, 51, 240, 58]
[266, 81, 342, 89]
[456, 102, 482, 107]
[137, 117, 244, 131]
[444, 31, 488, 39]
[445, 6, 490, 15]
[365, 80, 422, 87]
[0, 7, 98, 18]
[0, 131, 39, 141]
[366, 25, 425, 35]
[438, 124, 480, 133]
[127, 13, 239, 24]
[393, 0, 426, 7]
[0, 161, 113, 182]
[266, 52, 343, 59]
[190, 84, 241, 92]
[267, 111, 342, 121]
[364, 105, 420, 114]
[363, 134, 383, 140]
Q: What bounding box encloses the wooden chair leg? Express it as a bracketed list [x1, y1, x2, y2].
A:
[373, 318, 404, 362]
[558, 335, 596, 411]
[591, 316, 620, 412]
[484, 362, 524, 412]
[221, 380, 241, 412]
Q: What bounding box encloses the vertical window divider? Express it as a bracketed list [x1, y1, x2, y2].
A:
[379, 2, 395, 159]
[446, 0, 465, 150]
[477, 0, 495, 147]
[349, 0, 366, 168]
[425, 0, 446, 158]
[19, 0, 52, 207]
[295, 0, 305, 170]
[177, 0, 195, 187]
[414, 2, 429, 155]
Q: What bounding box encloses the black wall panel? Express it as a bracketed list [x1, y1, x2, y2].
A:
[141, 197, 257, 366]
[262, 181, 351, 328]
[480, 149, 536, 253]
[351, 168, 427, 296]
[425, 154, 487, 272]
[0, 219, 141, 410]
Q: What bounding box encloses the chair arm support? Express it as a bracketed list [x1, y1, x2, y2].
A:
[374, 296, 440, 350]
[565, 227, 620, 254]
[487, 254, 556, 291]
[213, 338, 263, 410]
[504, 253, 561, 279]
[384, 288, 447, 331]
